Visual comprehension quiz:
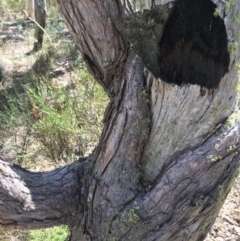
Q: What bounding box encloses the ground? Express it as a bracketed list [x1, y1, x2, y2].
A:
[205, 178, 240, 241]
[0, 15, 240, 241]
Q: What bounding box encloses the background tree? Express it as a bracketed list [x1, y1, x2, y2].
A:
[33, 0, 46, 51]
[1, 0, 240, 241]
[25, 0, 46, 51]
[132, 0, 150, 11]
[26, 0, 35, 19]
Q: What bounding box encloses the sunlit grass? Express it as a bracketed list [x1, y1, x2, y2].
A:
[29, 226, 70, 241]
[0, 56, 108, 166]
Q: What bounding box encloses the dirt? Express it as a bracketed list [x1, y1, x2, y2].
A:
[205, 177, 240, 241]
[1, 19, 240, 241]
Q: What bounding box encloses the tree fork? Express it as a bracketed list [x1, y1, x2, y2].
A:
[1, 0, 240, 241]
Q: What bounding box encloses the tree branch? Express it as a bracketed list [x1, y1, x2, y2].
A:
[88, 118, 240, 240]
[119, 123, 240, 241]
[0, 158, 92, 230]
[56, 0, 131, 96]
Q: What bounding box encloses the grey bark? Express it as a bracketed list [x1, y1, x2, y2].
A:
[0, 158, 92, 229]
[1, 0, 240, 241]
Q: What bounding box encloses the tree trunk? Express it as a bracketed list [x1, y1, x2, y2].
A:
[26, 0, 35, 19]
[1, 0, 240, 241]
[33, 0, 46, 51]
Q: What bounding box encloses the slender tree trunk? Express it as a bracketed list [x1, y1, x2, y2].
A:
[25, 0, 47, 52]
[1, 0, 240, 241]
[33, 0, 46, 51]
[26, 0, 35, 19]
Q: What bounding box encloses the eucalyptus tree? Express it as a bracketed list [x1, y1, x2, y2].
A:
[1, 0, 240, 240]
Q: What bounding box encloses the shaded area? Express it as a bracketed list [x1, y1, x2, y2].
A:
[125, 0, 230, 89]
[159, 0, 230, 88]
[124, 4, 173, 78]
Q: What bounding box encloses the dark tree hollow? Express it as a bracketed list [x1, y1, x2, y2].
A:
[158, 0, 230, 88]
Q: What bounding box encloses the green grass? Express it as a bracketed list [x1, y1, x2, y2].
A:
[0, 0, 25, 21]
[0, 226, 70, 241]
[29, 226, 70, 241]
[0, 58, 108, 165]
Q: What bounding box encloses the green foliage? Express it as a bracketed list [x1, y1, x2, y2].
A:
[0, 226, 69, 241]
[29, 226, 70, 241]
[0, 0, 25, 15]
[0, 63, 108, 164]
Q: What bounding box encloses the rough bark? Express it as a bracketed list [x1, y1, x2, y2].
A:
[1, 0, 240, 241]
[0, 158, 92, 229]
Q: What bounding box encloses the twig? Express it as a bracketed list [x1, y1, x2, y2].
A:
[23, 10, 52, 44]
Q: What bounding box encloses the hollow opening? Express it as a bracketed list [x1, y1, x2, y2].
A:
[158, 0, 230, 89]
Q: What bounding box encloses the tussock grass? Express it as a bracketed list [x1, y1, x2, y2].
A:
[0, 63, 108, 165]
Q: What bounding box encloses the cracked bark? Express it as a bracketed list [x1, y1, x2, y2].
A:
[0, 158, 92, 230]
[1, 0, 240, 240]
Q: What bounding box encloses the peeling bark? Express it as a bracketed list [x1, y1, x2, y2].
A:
[1, 0, 240, 241]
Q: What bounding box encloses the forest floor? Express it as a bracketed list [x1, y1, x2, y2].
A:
[0, 16, 240, 241]
[205, 178, 240, 241]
